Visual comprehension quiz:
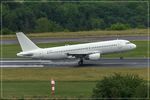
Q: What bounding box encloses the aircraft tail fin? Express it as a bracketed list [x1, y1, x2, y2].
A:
[16, 32, 40, 52]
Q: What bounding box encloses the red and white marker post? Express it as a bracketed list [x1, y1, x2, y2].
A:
[51, 79, 55, 96]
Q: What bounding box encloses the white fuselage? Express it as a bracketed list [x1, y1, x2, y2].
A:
[17, 39, 136, 60]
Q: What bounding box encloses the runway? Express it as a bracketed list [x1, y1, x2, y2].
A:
[2, 36, 149, 44]
[0, 58, 149, 68]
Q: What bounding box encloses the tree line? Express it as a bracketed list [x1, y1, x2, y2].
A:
[1, 1, 148, 34]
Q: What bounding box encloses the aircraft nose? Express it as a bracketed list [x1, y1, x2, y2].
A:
[131, 44, 136, 49]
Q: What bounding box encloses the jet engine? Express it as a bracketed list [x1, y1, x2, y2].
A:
[87, 53, 101, 60]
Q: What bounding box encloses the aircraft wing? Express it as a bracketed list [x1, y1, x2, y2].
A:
[66, 51, 100, 58]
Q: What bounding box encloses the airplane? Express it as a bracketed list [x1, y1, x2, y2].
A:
[16, 32, 136, 65]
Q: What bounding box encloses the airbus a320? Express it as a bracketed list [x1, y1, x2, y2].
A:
[16, 32, 136, 65]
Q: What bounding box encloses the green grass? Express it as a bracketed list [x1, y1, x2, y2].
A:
[0, 41, 149, 58]
[1, 67, 149, 98]
[1, 29, 148, 39]
[2, 81, 96, 99]
[2, 67, 149, 81]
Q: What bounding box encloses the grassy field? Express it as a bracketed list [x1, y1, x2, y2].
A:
[2, 67, 149, 81]
[1, 29, 148, 39]
[0, 41, 149, 58]
[2, 81, 96, 99]
[1, 67, 149, 99]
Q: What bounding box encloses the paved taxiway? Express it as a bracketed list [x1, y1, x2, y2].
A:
[0, 58, 149, 67]
[2, 36, 149, 44]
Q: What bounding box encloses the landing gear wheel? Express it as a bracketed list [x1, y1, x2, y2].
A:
[120, 57, 124, 60]
[78, 59, 83, 66]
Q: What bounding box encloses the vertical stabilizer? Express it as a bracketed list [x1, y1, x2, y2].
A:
[16, 32, 40, 52]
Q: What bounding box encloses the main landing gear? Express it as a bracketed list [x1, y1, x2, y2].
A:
[78, 58, 84, 66]
[120, 56, 124, 60]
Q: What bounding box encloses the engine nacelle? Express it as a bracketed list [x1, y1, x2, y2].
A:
[88, 53, 101, 60]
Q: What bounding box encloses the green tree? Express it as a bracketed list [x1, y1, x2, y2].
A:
[35, 17, 63, 32]
[90, 18, 105, 29]
[110, 23, 130, 30]
[2, 2, 148, 33]
[2, 28, 14, 35]
[133, 83, 149, 98]
[92, 73, 148, 98]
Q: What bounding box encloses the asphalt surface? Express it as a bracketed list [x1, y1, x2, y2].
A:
[2, 36, 149, 44]
[0, 58, 149, 67]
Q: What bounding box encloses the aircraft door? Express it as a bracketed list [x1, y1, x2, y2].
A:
[117, 42, 123, 49]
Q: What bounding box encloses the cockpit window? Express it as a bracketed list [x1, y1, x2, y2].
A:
[126, 42, 130, 44]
